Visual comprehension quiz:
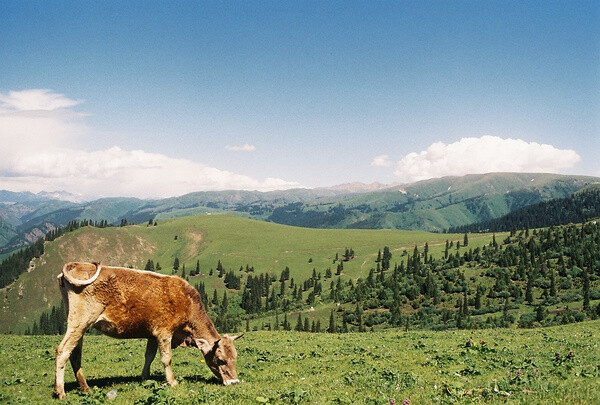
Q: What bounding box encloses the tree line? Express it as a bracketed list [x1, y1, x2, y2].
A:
[448, 189, 600, 234]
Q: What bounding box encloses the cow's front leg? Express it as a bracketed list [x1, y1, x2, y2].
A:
[69, 337, 89, 392]
[157, 336, 178, 386]
[142, 338, 158, 379]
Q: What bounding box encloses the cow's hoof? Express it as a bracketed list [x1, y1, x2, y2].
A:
[167, 380, 179, 387]
[53, 390, 66, 400]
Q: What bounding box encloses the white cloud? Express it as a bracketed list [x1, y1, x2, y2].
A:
[393, 136, 581, 182]
[0, 89, 82, 111]
[225, 144, 256, 152]
[0, 89, 299, 198]
[371, 154, 392, 167]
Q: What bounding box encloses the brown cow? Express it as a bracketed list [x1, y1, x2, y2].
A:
[53, 262, 241, 399]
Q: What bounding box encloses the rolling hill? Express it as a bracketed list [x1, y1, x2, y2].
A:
[0, 215, 476, 334]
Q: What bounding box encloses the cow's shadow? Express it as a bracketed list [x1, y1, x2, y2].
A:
[64, 374, 221, 391]
[182, 374, 222, 385]
[64, 375, 156, 391]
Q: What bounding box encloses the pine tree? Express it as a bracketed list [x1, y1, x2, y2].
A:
[463, 232, 469, 247]
[283, 313, 291, 331]
[280, 280, 286, 297]
[328, 310, 336, 333]
[475, 286, 482, 310]
[525, 271, 534, 304]
[503, 298, 510, 323]
[535, 305, 546, 323]
[173, 257, 180, 271]
[583, 267, 590, 311]
[295, 313, 303, 332]
[356, 303, 364, 332]
[145, 259, 155, 271]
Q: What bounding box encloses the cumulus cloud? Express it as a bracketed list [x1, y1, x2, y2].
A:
[393, 136, 581, 182]
[225, 144, 256, 152]
[371, 154, 392, 167]
[0, 89, 299, 198]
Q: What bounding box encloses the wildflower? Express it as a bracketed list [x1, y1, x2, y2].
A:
[516, 369, 523, 377]
[389, 400, 396, 405]
[567, 349, 574, 359]
[402, 398, 411, 405]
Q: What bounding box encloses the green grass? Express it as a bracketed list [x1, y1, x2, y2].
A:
[2, 215, 499, 334]
[1, 320, 598, 404]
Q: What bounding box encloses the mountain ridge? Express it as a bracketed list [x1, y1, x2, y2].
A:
[0, 172, 598, 253]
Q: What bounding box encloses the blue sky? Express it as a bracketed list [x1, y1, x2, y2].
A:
[1, 1, 598, 198]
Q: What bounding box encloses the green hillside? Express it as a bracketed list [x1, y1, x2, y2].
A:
[4, 213, 600, 336]
[1, 320, 598, 403]
[1, 215, 478, 334]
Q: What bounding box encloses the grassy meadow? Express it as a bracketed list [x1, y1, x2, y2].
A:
[1, 320, 598, 404]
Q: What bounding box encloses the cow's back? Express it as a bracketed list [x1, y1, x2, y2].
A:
[89, 267, 194, 338]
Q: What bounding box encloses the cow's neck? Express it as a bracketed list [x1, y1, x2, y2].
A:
[190, 311, 221, 343]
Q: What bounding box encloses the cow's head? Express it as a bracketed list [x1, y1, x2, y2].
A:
[195, 334, 242, 385]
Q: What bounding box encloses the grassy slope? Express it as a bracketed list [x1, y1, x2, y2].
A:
[0, 215, 499, 334]
[0, 320, 598, 404]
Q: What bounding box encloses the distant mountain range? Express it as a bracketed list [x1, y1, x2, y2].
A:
[0, 190, 87, 204]
[0, 172, 598, 254]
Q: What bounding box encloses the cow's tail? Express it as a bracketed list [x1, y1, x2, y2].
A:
[60, 262, 102, 287]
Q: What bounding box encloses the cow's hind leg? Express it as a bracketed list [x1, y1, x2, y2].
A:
[157, 336, 178, 386]
[141, 338, 158, 379]
[69, 336, 89, 392]
[54, 326, 87, 399]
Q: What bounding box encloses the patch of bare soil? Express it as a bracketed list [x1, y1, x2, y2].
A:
[58, 232, 156, 268]
[184, 230, 204, 259]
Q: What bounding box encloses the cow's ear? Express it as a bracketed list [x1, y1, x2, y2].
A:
[194, 338, 212, 354]
[231, 333, 244, 341]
